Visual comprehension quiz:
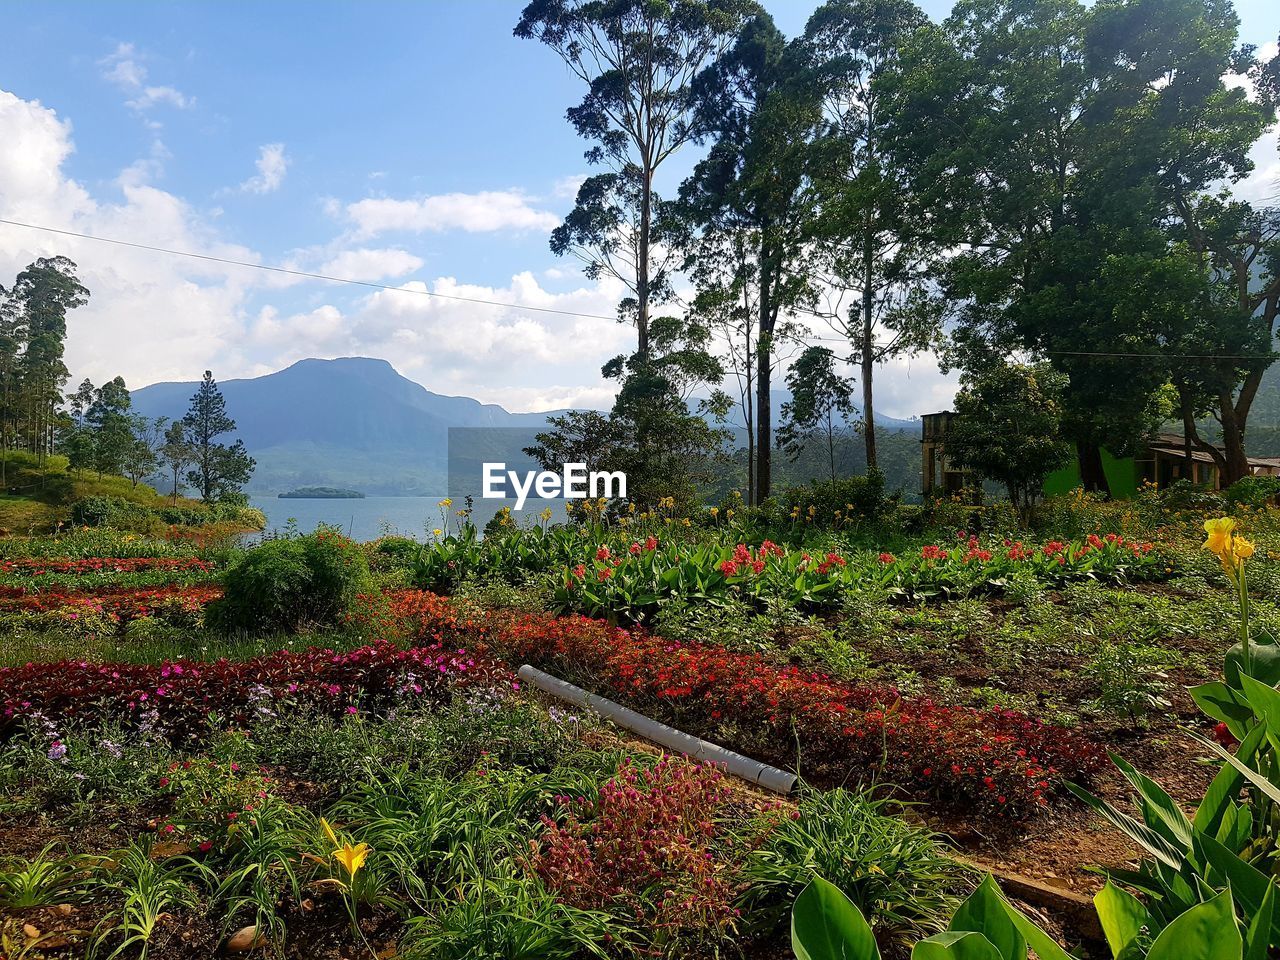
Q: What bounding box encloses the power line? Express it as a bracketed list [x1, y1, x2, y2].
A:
[0, 217, 619, 322]
[3, 217, 1272, 363]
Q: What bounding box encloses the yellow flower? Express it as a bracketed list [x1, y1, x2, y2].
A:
[438, 498, 452, 508]
[1236, 537, 1256, 560]
[433, 528, 443, 537]
[333, 842, 370, 878]
[726, 509, 734, 519]
[710, 507, 719, 517]
[1203, 517, 1236, 557]
[540, 507, 553, 523]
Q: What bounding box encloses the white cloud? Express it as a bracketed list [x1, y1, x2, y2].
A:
[317, 248, 423, 281]
[344, 190, 560, 238]
[553, 174, 586, 199]
[1223, 42, 1279, 205]
[240, 143, 289, 194]
[98, 42, 193, 112]
[0, 86, 632, 412]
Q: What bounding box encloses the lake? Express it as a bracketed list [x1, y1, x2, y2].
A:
[248, 495, 564, 542]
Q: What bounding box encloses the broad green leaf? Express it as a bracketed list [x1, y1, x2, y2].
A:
[1066, 782, 1186, 868]
[1112, 754, 1193, 848]
[1225, 635, 1280, 687]
[949, 876, 1026, 960]
[1190, 682, 1255, 740]
[1146, 889, 1241, 960]
[1195, 723, 1268, 836]
[1193, 831, 1280, 947]
[1245, 876, 1276, 960]
[792, 877, 880, 960]
[1190, 732, 1280, 806]
[912, 932, 1003, 960]
[1240, 674, 1280, 734]
[1094, 881, 1149, 956]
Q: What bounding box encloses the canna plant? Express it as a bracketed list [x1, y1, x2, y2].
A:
[791, 873, 1253, 960]
[1067, 516, 1280, 949]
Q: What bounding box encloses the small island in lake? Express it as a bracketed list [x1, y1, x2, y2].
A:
[278, 487, 366, 499]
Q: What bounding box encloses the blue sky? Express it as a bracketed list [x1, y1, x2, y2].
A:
[0, 0, 1277, 416]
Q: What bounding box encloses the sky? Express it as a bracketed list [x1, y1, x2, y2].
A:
[0, 1, 1277, 419]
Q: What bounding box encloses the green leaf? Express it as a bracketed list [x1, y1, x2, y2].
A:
[1189, 731, 1280, 806]
[1066, 782, 1187, 869]
[1094, 881, 1149, 957]
[1146, 889, 1241, 960]
[1112, 754, 1193, 848]
[792, 877, 880, 960]
[949, 876, 1026, 960]
[1245, 875, 1276, 960]
[912, 932, 1004, 960]
[1190, 682, 1255, 740]
[1240, 674, 1280, 735]
[1193, 831, 1280, 947]
[1195, 722, 1268, 836]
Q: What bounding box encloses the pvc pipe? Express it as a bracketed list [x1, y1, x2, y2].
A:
[518, 664, 798, 795]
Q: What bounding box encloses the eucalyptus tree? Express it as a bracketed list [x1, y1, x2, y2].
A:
[10, 257, 88, 462]
[801, 0, 943, 471]
[515, 0, 755, 362]
[677, 12, 821, 503]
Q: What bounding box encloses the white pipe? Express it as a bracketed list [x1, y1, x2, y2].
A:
[518, 664, 798, 795]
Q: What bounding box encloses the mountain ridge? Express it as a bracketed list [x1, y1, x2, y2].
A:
[130, 356, 917, 495]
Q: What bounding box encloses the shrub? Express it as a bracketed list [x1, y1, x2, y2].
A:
[205, 527, 374, 634]
[738, 787, 967, 948]
[776, 470, 896, 529]
[530, 757, 742, 952]
[1224, 475, 1280, 509]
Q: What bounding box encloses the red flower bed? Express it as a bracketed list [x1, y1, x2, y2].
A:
[0, 639, 513, 737]
[387, 591, 1103, 818]
[0, 585, 222, 620]
[0, 557, 216, 576]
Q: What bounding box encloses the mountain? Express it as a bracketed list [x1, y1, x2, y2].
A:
[131, 356, 920, 496]
[130, 357, 562, 496]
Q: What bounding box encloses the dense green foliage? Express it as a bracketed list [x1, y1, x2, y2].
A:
[205, 528, 373, 634]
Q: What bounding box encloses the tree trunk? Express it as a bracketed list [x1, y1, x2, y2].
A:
[1076, 440, 1110, 496]
[862, 227, 877, 470]
[756, 329, 771, 503]
[636, 168, 652, 362]
[1219, 390, 1252, 487]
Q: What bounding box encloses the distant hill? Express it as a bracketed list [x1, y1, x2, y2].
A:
[130, 357, 562, 496]
[131, 356, 920, 497]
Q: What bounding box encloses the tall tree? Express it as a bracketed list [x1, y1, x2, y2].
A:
[124, 415, 167, 489]
[515, 0, 753, 361]
[11, 257, 88, 462]
[679, 11, 820, 503]
[1087, 0, 1278, 485]
[85, 376, 133, 478]
[803, 0, 942, 471]
[181, 371, 255, 503]
[884, 0, 1264, 492]
[777, 346, 855, 481]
